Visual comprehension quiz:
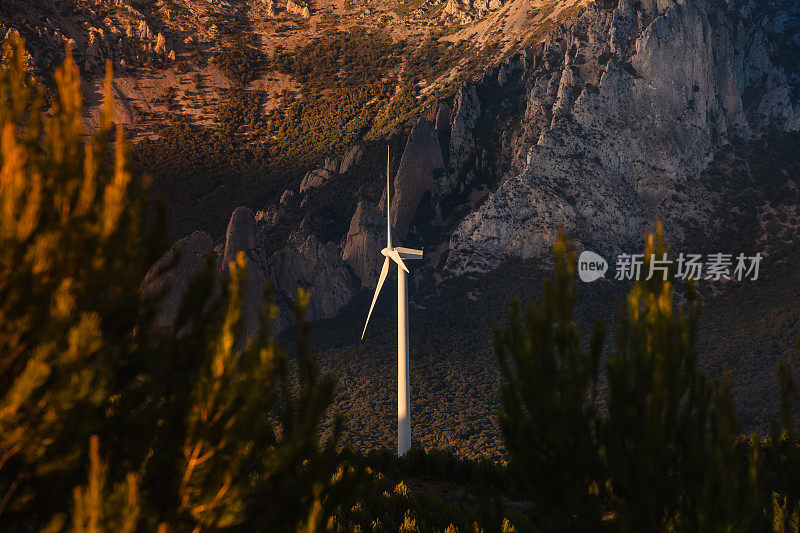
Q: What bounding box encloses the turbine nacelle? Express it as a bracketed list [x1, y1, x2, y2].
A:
[380, 246, 422, 274]
[361, 246, 422, 340]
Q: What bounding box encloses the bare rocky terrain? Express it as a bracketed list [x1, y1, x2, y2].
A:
[4, 0, 800, 459]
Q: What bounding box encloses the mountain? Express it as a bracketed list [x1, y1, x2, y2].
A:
[172, 0, 799, 341]
[4, 0, 799, 459]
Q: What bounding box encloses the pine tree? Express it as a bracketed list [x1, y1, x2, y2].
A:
[765, 336, 800, 532]
[70, 436, 140, 533]
[603, 222, 761, 531]
[0, 35, 347, 531]
[495, 223, 764, 530]
[494, 234, 606, 530]
[0, 35, 161, 527]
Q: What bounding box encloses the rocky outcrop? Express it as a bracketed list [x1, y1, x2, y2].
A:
[323, 157, 339, 172]
[342, 198, 385, 287]
[390, 110, 445, 238]
[441, 83, 481, 197]
[261, 235, 357, 331]
[143, 231, 215, 327]
[443, 0, 476, 24]
[223, 207, 257, 267]
[339, 144, 363, 174]
[264, 0, 278, 18]
[280, 189, 295, 205]
[299, 168, 332, 193]
[442, 0, 503, 23]
[0, 0, 258, 79]
[84, 27, 108, 72]
[220, 207, 264, 342]
[153, 32, 167, 55]
[286, 0, 311, 18]
[147, 204, 357, 334]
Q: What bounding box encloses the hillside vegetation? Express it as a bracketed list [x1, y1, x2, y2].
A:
[1, 0, 589, 239]
[134, 23, 501, 238]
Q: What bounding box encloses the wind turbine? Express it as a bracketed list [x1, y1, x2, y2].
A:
[361, 145, 423, 457]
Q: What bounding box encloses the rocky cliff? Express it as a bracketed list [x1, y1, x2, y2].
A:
[141, 0, 799, 334]
[446, 0, 799, 274]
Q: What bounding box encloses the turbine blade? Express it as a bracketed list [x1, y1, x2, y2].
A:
[386, 145, 392, 249]
[393, 247, 423, 260]
[389, 249, 410, 274]
[361, 257, 391, 340]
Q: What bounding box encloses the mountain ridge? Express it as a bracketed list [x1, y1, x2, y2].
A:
[155, 0, 798, 333]
[4, 0, 800, 460]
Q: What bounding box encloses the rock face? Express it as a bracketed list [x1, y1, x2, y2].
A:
[221, 207, 265, 341]
[223, 207, 257, 267]
[223, 206, 358, 333]
[147, 0, 800, 335]
[263, 235, 357, 330]
[440, 83, 481, 197]
[286, 0, 311, 18]
[342, 198, 385, 287]
[144, 208, 263, 341]
[339, 144, 363, 174]
[390, 110, 445, 238]
[299, 168, 332, 193]
[143, 231, 215, 327]
[444, 0, 800, 274]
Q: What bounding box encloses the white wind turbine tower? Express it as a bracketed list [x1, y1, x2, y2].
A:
[361, 145, 423, 457]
